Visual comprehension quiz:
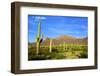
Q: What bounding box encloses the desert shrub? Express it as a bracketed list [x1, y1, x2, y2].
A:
[28, 46, 36, 60]
[79, 49, 88, 58]
[49, 52, 66, 59]
[39, 47, 50, 55]
[29, 55, 48, 60]
[52, 48, 58, 52]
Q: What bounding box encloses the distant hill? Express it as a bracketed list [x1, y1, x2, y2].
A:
[40, 35, 88, 46]
[29, 35, 88, 46]
[82, 37, 88, 40]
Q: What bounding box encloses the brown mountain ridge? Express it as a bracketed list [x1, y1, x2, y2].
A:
[40, 35, 88, 46]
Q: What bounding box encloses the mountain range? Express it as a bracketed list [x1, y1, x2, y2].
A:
[30, 35, 88, 46]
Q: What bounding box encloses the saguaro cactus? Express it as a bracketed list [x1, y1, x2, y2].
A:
[49, 39, 52, 53]
[36, 19, 41, 55]
[63, 42, 66, 51]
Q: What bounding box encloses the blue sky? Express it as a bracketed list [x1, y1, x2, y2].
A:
[28, 15, 88, 43]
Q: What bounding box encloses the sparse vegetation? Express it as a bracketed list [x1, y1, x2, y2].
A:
[28, 44, 88, 60]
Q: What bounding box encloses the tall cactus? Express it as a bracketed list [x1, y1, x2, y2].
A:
[63, 42, 66, 51]
[49, 39, 52, 53]
[36, 19, 41, 55]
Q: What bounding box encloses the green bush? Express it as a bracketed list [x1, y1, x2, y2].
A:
[49, 52, 66, 59]
[79, 49, 88, 58]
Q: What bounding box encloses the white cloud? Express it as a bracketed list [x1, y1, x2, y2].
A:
[35, 16, 46, 20]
